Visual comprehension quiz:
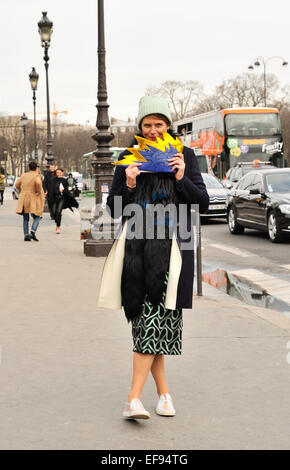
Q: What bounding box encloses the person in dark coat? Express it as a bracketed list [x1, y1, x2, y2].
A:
[100, 95, 209, 420]
[50, 168, 78, 234]
[43, 164, 56, 218]
[0, 167, 5, 205]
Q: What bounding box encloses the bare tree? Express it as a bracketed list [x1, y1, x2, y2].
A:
[213, 73, 279, 108]
[146, 80, 203, 120]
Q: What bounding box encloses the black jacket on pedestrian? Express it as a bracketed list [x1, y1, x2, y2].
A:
[43, 170, 56, 193]
[106, 145, 209, 309]
[49, 177, 79, 211]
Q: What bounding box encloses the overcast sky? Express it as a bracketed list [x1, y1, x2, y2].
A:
[0, 0, 289, 125]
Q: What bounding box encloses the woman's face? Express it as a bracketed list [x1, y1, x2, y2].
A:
[141, 115, 169, 142]
[56, 170, 63, 178]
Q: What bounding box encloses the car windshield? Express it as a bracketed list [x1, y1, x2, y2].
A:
[225, 113, 281, 136]
[202, 174, 224, 189]
[266, 173, 290, 193]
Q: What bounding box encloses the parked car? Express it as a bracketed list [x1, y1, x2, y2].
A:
[224, 161, 277, 189]
[12, 179, 19, 199]
[71, 172, 83, 191]
[6, 175, 15, 186]
[227, 168, 290, 243]
[201, 173, 228, 219]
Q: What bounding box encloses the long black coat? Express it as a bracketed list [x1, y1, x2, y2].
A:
[49, 177, 79, 211]
[106, 146, 209, 308]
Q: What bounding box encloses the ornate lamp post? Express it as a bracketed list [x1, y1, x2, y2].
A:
[84, 0, 115, 257]
[20, 113, 28, 172]
[3, 148, 8, 176]
[11, 144, 17, 176]
[29, 67, 39, 161]
[38, 12, 54, 167]
[248, 56, 288, 106]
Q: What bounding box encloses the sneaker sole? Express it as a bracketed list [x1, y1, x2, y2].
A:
[155, 409, 176, 417]
[123, 411, 150, 420]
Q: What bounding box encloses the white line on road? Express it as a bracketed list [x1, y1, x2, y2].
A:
[207, 242, 251, 258]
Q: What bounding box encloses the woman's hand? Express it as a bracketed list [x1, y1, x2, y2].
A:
[168, 153, 185, 181]
[125, 163, 142, 188]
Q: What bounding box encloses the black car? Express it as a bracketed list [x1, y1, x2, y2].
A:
[224, 161, 276, 189]
[201, 173, 228, 219]
[227, 168, 290, 243]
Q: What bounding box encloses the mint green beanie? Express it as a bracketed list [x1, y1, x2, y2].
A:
[137, 95, 172, 128]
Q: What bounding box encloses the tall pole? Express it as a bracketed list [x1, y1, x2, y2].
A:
[29, 67, 39, 161]
[20, 113, 28, 172]
[263, 60, 267, 107]
[32, 90, 38, 159]
[23, 126, 27, 172]
[84, 0, 115, 257]
[38, 12, 54, 168]
[248, 55, 288, 108]
[44, 44, 53, 167]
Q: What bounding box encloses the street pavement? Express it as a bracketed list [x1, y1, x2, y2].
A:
[1, 195, 290, 450]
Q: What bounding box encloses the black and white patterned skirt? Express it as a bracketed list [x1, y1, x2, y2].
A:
[131, 274, 183, 355]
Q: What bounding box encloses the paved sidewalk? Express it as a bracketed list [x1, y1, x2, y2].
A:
[1, 199, 290, 449]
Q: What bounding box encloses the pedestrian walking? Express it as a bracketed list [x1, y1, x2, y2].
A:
[67, 173, 80, 197]
[15, 161, 45, 241]
[98, 95, 209, 420]
[0, 167, 5, 205]
[43, 164, 56, 219]
[50, 168, 78, 234]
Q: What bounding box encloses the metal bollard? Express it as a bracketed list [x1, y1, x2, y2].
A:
[196, 211, 202, 296]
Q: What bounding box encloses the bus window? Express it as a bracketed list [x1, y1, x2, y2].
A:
[197, 156, 208, 173]
[215, 113, 223, 136]
[225, 113, 281, 136]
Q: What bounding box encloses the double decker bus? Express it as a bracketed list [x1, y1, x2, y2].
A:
[173, 107, 284, 179]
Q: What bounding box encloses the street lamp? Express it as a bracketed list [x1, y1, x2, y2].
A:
[38, 11, 54, 167]
[84, 0, 115, 257]
[20, 113, 28, 172]
[2, 148, 8, 179]
[29, 67, 39, 161]
[11, 145, 17, 176]
[248, 56, 288, 106]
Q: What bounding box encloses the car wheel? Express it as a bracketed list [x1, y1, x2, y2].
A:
[268, 211, 283, 243]
[228, 207, 244, 234]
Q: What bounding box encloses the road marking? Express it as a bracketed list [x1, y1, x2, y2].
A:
[208, 242, 251, 258]
[229, 268, 290, 304]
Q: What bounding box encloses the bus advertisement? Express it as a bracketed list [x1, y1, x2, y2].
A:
[173, 107, 284, 180]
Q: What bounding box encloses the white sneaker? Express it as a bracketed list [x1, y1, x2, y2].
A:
[123, 398, 150, 419]
[156, 393, 176, 416]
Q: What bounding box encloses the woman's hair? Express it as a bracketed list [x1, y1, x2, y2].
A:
[28, 161, 38, 171]
[129, 127, 177, 147]
[139, 113, 171, 130]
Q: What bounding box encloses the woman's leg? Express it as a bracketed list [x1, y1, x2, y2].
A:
[150, 355, 170, 396]
[55, 199, 64, 228]
[31, 214, 41, 233]
[23, 213, 29, 236]
[128, 352, 155, 402]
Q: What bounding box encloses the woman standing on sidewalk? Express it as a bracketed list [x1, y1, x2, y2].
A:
[0, 167, 5, 205]
[15, 161, 45, 241]
[99, 95, 209, 420]
[50, 168, 78, 234]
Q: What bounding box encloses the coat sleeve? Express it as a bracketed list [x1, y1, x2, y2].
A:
[174, 147, 209, 213]
[34, 176, 43, 195]
[106, 151, 136, 219]
[15, 176, 22, 192]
